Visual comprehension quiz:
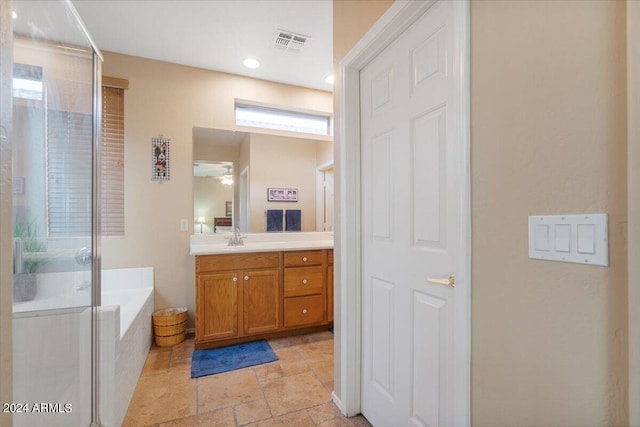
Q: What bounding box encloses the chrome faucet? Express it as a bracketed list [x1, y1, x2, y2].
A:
[226, 228, 245, 247]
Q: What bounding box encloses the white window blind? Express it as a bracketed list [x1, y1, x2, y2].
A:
[46, 110, 93, 237]
[46, 81, 126, 238]
[101, 85, 125, 237]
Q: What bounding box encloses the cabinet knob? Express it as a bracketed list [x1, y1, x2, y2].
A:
[302, 279, 308, 284]
[232, 277, 238, 282]
[244, 275, 249, 281]
[302, 256, 308, 262]
[302, 309, 308, 314]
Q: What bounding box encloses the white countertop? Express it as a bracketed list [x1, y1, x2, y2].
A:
[189, 231, 334, 256]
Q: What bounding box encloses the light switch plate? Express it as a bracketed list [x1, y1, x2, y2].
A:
[179, 219, 189, 232]
[528, 214, 608, 266]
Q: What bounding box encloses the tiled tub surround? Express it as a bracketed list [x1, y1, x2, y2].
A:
[100, 267, 155, 427]
[11, 268, 154, 427]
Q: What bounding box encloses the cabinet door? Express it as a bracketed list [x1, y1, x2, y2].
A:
[197, 272, 240, 342]
[243, 269, 281, 335]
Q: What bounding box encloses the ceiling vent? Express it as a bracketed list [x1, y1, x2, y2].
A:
[273, 30, 309, 53]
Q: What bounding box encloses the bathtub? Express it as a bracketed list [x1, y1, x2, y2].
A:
[99, 267, 154, 427]
[11, 267, 154, 427]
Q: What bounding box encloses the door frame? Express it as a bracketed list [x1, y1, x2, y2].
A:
[238, 166, 250, 232]
[335, 0, 471, 421]
[316, 160, 334, 231]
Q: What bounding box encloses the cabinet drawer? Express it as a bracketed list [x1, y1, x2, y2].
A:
[284, 266, 324, 297]
[283, 250, 325, 267]
[197, 252, 280, 273]
[284, 295, 325, 327]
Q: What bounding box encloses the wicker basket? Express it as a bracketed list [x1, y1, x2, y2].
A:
[152, 307, 188, 347]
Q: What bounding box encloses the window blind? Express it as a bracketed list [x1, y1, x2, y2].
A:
[46, 110, 93, 237]
[101, 85, 124, 237]
[46, 82, 126, 238]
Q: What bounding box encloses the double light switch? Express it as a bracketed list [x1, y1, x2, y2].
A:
[528, 214, 608, 266]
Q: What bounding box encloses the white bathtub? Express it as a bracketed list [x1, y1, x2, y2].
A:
[11, 267, 154, 427]
[99, 267, 154, 427]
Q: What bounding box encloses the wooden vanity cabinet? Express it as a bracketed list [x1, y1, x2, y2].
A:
[327, 250, 334, 323]
[283, 250, 327, 328]
[195, 249, 332, 349]
[197, 271, 241, 341]
[196, 252, 281, 346]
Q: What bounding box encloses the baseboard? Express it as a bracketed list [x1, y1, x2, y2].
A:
[331, 391, 347, 416]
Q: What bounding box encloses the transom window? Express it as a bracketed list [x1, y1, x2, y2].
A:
[235, 102, 332, 136]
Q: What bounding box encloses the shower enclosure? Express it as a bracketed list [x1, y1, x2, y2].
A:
[4, 0, 103, 425]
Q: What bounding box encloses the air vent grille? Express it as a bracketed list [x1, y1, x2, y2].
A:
[273, 30, 309, 53]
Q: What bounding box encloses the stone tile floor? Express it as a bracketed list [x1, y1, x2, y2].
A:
[123, 331, 372, 427]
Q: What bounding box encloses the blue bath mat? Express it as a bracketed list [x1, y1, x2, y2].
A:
[191, 340, 278, 378]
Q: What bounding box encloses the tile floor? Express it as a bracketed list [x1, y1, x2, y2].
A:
[123, 331, 372, 427]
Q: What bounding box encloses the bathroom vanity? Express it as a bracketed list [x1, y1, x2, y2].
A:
[191, 232, 333, 349]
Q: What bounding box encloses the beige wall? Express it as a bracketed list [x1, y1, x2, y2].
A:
[333, 0, 628, 425]
[101, 52, 332, 323]
[628, 2, 640, 423]
[248, 133, 318, 232]
[471, 1, 627, 425]
[316, 139, 333, 167]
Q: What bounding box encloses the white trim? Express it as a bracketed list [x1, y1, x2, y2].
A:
[239, 166, 250, 233]
[628, 0, 640, 424]
[316, 161, 334, 231]
[336, 0, 471, 422]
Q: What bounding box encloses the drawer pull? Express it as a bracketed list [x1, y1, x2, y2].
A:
[244, 275, 249, 281]
[302, 279, 308, 284]
[302, 256, 308, 262]
[232, 277, 238, 282]
[302, 309, 308, 314]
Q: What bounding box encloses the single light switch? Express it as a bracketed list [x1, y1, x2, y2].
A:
[577, 224, 596, 254]
[555, 224, 571, 252]
[534, 224, 550, 251]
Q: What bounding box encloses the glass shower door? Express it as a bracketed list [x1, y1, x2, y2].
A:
[10, 1, 101, 426]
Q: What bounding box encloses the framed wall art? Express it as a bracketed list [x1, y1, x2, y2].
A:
[152, 137, 170, 180]
[267, 188, 298, 202]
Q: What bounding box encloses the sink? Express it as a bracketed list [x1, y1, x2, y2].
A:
[190, 238, 333, 255]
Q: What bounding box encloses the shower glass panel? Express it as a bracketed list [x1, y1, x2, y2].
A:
[11, 1, 102, 425]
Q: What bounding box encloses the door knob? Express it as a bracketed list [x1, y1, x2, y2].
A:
[427, 273, 455, 288]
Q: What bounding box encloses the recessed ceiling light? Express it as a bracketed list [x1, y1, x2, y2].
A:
[243, 58, 260, 69]
[12, 11, 17, 19]
[325, 75, 334, 85]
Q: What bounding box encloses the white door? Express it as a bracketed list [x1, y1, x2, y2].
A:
[361, 1, 468, 426]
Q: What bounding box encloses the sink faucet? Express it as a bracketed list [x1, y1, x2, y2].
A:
[226, 228, 246, 247]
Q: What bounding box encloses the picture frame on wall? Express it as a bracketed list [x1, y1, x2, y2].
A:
[225, 201, 232, 217]
[152, 137, 170, 181]
[267, 188, 298, 202]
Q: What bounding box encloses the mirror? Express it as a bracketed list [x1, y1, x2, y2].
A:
[193, 161, 234, 234]
[193, 127, 333, 233]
